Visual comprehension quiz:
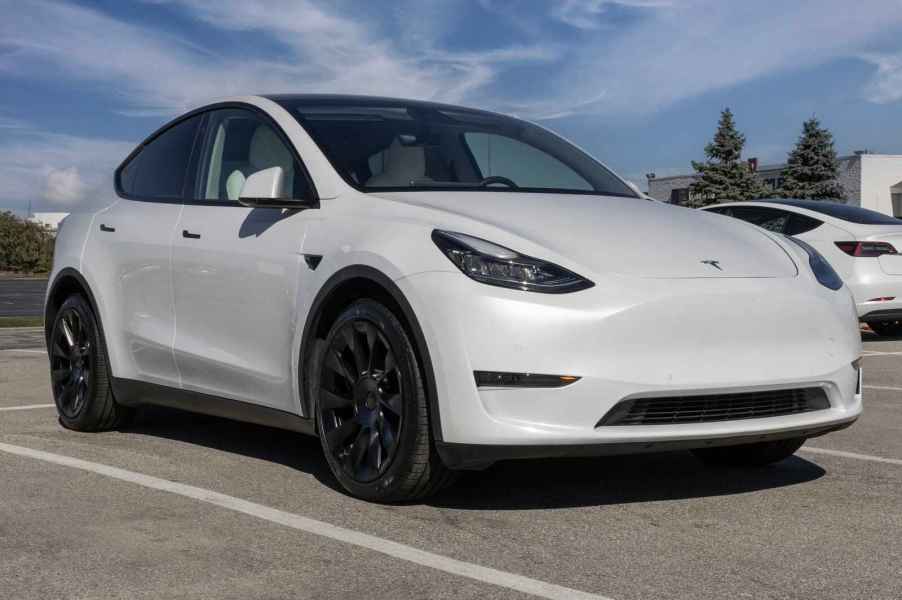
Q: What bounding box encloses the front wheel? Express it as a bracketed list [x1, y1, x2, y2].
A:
[692, 437, 806, 467]
[49, 295, 133, 431]
[867, 320, 902, 337]
[312, 299, 455, 502]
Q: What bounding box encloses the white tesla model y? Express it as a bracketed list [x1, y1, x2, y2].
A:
[45, 95, 862, 501]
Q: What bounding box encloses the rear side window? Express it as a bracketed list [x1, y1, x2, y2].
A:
[785, 213, 822, 235]
[730, 206, 791, 233]
[705, 206, 732, 216]
[118, 114, 203, 200]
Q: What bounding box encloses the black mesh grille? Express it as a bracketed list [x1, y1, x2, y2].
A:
[597, 388, 829, 426]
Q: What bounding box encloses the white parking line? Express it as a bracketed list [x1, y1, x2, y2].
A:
[0, 404, 55, 412]
[0, 348, 45, 354]
[801, 446, 902, 466]
[0, 441, 611, 600]
[864, 385, 902, 393]
[862, 350, 902, 356]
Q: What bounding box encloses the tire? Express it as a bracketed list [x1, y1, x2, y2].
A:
[48, 294, 133, 431]
[692, 437, 805, 467]
[312, 299, 455, 502]
[867, 320, 902, 337]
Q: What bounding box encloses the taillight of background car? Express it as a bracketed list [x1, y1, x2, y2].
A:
[834, 241, 898, 257]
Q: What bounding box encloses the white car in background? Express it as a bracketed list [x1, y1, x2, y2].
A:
[45, 95, 862, 502]
[703, 199, 902, 336]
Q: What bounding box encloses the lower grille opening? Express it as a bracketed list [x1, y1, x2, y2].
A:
[597, 387, 829, 426]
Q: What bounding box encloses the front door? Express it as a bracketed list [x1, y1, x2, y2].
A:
[171, 107, 318, 412]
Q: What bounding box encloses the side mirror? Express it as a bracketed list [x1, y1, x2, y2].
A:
[238, 167, 316, 209]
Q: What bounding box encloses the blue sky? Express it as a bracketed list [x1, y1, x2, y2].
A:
[2, 0, 902, 213]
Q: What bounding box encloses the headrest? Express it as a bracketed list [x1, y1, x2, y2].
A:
[366, 137, 426, 186]
[249, 126, 293, 171]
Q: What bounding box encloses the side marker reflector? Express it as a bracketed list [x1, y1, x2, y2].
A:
[474, 371, 581, 388]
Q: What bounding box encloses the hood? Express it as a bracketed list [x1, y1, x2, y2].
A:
[371, 191, 797, 279]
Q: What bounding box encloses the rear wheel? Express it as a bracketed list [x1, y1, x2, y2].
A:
[312, 299, 454, 502]
[692, 437, 805, 467]
[49, 295, 132, 431]
[867, 320, 902, 337]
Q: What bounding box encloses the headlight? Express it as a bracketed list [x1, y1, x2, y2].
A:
[431, 230, 594, 293]
[786, 236, 843, 291]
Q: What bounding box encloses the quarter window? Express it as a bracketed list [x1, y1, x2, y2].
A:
[785, 213, 822, 236]
[118, 114, 203, 200]
[195, 108, 305, 202]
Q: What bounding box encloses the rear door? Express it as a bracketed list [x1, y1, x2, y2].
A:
[82, 114, 203, 386]
[171, 106, 319, 412]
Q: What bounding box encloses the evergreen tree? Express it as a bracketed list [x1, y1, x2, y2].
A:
[689, 108, 765, 207]
[778, 117, 845, 200]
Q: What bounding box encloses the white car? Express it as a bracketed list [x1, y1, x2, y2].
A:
[703, 199, 902, 336]
[45, 95, 862, 501]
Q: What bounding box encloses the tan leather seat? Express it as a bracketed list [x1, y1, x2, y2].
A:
[367, 138, 428, 187]
[226, 126, 295, 200]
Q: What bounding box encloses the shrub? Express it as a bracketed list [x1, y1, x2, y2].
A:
[0, 211, 55, 273]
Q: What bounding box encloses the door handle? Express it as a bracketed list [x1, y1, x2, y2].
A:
[182, 229, 201, 239]
[99, 224, 115, 233]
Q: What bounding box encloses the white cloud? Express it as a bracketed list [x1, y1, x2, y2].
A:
[5, 0, 901, 123]
[0, 131, 133, 212]
[44, 166, 86, 204]
[862, 52, 902, 104]
[483, 0, 902, 119]
[0, 0, 556, 117]
[551, 0, 673, 30]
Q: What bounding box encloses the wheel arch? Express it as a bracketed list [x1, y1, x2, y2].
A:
[44, 268, 104, 347]
[299, 265, 443, 441]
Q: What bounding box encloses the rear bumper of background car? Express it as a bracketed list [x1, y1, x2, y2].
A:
[846, 263, 902, 319]
[396, 271, 862, 464]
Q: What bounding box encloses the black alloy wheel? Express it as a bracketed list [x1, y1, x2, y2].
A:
[49, 295, 132, 431]
[318, 317, 404, 482]
[50, 306, 94, 419]
[313, 299, 455, 502]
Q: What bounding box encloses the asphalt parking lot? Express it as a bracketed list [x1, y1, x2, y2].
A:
[0, 279, 47, 317]
[1, 329, 900, 600]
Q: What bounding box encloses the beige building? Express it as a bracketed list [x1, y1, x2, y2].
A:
[646, 153, 902, 216]
[28, 212, 69, 232]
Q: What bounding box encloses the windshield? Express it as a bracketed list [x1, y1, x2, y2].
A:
[272, 98, 637, 197]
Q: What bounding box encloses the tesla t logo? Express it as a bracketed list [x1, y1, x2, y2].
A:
[701, 260, 723, 271]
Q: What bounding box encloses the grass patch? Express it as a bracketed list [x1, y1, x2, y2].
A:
[0, 316, 44, 328]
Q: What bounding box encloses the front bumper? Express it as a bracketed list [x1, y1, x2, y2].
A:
[436, 419, 857, 469]
[396, 271, 862, 463]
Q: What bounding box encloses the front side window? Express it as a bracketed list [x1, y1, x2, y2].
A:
[275, 100, 636, 197]
[195, 108, 305, 202]
[118, 114, 203, 200]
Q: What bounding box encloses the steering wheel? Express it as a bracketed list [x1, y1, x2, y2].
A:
[479, 176, 518, 189]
